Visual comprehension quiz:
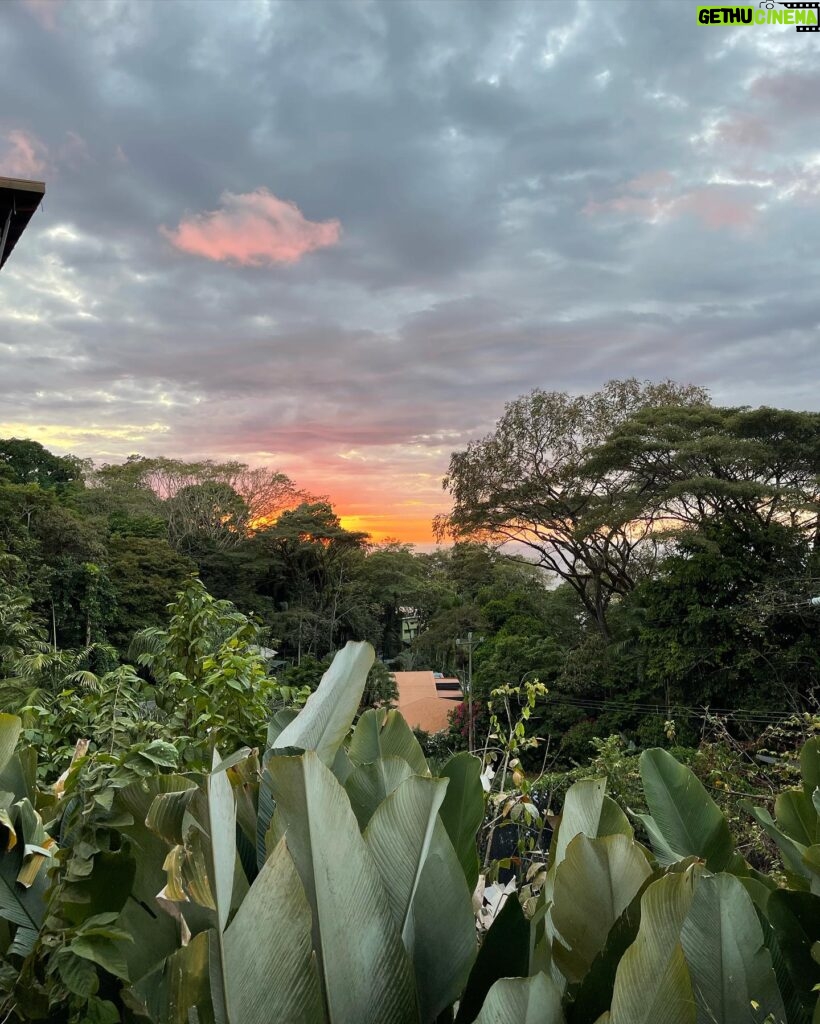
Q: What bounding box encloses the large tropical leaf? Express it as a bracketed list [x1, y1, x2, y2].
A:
[456, 894, 530, 1024]
[766, 890, 820, 1021]
[267, 750, 419, 1024]
[0, 714, 22, 776]
[116, 773, 203, 982]
[639, 749, 733, 870]
[345, 757, 413, 829]
[273, 641, 375, 766]
[551, 833, 652, 984]
[474, 973, 565, 1024]
[364, 774, 447, 939]
[568, 876, 655, 1024]
[409, 821, 477, 1023]
[551, 779, 632, 873]
[222, 837, 324, 1024]
[609, 867, 698, 1024]
[439, 752, 484, 892]
[679, 871, 785, 1024]
[348, 707, 429, 776]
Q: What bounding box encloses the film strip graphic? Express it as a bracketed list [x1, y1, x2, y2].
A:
[778, 1, 820, 31]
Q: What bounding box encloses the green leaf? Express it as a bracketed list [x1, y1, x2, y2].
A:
[767, 889, 820, 1019]
[552, 780, 613, 871]
[776, 790, 818, 847]
[207, 747, 236, 933]
[456, 895, 530, 1024]
[0, 715, 22, 776]
[115, 774, 202, 982]
[569, 875, 654, 1024]
[439, 752, 484, 892]
[408, 821, 477, 1023]
[639, 749, 733, 870]
[551, 833, 652, 984]
[474, 973, 565, 1024]
[70, 933, 131, 981]
[801, 740, 820, 799]
[138, 740, 179, 768]
[365, 775, 447, 938]
[679, 872, 785, 1024]
[745, 803, 811, 887]
[349, 708, 429, 776]
[267, 750, 418, 1023]
[609, 867, 698, 1024]
[222, 837, 324, 1024]
[57, 951, 99, 998]
[345, 757, 413, 830]
[273, 641, 375, 766]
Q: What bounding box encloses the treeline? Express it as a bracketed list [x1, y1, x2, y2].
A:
[1, 377, 818, 763]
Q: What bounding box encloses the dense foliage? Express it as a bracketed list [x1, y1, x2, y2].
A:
[0, 641, 818, 1023]
[0, 379, 817, 1020]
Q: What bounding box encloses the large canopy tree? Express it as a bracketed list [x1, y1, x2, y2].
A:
[438, 379, 708, 636]
[584, 404, 820, 547]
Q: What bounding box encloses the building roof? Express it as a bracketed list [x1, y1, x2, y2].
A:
[0, 176, 46, 271]
[394, 671, 462, 734]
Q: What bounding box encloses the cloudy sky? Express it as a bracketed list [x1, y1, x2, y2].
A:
[1, 0, 818, 542]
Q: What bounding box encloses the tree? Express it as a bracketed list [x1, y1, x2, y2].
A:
[439, 379, 708, 637]
[252, 502, 371, 660]
[633, 517, 820, 725]
[106, 537, 196, 648]
[585, 403, 820, 548]
[0, 438, 84, 490]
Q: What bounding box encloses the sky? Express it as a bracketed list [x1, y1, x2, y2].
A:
[1, 0, 818, 544]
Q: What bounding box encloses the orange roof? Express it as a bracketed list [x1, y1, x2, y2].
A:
[394, 671, 462, 734]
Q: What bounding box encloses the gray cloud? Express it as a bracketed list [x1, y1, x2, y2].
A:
[1, 0, 818, 532]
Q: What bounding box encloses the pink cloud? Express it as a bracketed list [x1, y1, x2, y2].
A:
[625, 170, 676, 192]
[22, 0, 62, 31]
[585, 177, 758, 231]
[161, 188, 342, 266]
[675, 186, 757, 229]
[715, 115, 771, 149]
[751, 72, 820, 115]
[0, 129, 48, 178]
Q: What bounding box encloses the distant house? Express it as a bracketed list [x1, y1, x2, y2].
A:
[393, 671, 462, 733]
[0, 176, 45, 271]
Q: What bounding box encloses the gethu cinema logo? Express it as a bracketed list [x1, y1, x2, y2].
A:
[697, 2, 820, 29]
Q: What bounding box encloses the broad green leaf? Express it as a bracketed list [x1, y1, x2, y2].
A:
[552, 833, 652, 984]
[639, 749, 733, 870]
[134, 928, 218, 1024]
[0, 715, 21, 776]
[223, 837, 324, 1024]
[456, 895, 530, 1024]
[349, 708, 429, 776]
[268, 750, 418, 1024]
[680, 872, 785, 1024]
[207, 747, 236, 933]
[609, 867, 698, 1024]
[273, 641, 375, 765]
[801, 739, 820, 798]
[116, 774, 203, 982]
[474, 973, 565, 1024]
[408, 821, 477, 1023]
[767, 890, 820, 1020]
[439, 752, 484, 892]
[776, 790, 818, 847]
[365, 775, 447, 938]
[71, 933, 131, 981]
[345, 757, 413, 829]
[745, 803, 811, 887]
[569, 875, 655, 1024]
[551, 780, 631, 872]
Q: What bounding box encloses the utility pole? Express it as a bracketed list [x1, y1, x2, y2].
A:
[455, 631, 483, 753]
